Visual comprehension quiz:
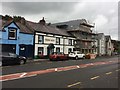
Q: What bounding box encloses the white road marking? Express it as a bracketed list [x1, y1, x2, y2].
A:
[106, 72, 112, 75]
[77, 66, 80, 68]
[68, 82, 81, 87]
[20, 73, 27, 77]
[91, 76, 100, 80]
[1, 74, 37, 82]
[55, 68, 58, 71]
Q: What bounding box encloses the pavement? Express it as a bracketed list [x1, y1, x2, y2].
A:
[27, 55, 119, 63]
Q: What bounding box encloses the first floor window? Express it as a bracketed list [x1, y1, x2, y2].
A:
[8, 29, 17, 39]
[38, 47, 44, 55]
[56, 37, 60, 45]
[68, 39, 72, 45]
[38, 35, 44, 44]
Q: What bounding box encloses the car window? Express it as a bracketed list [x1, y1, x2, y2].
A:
[77, 52, 81, 54]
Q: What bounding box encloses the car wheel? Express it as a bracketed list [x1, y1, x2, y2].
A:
[19, 60, 25, 65]
[75, 56, 78, 60]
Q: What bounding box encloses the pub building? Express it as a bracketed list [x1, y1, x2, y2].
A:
[27, 17, 76, 58]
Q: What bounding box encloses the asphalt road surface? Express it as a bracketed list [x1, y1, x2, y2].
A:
[1, 56, 120, 88]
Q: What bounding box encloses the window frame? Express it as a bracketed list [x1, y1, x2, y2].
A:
[38, 47, 44, 55]
[38, 35, 44, 44]
[56, 37, 60, 45]
[68, 39, 72, 46]
[8, 29, 17, 40]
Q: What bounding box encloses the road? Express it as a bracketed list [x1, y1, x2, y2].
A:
[1, 56, 120, 88]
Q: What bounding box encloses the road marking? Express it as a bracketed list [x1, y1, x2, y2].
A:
[115, 69, 120, 72]
[55, 68, 58, 71]
[77, 66, 80, 68]
[1, 74, 37, 82]
[91, 76, 100, 80]
[20, 73, 27, 77]
[1, 60, 118, 82]
[106, 72, 112, 75]
[67, 82, 81, 87]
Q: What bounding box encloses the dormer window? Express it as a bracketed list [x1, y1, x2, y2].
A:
[8, 29, 17, 40]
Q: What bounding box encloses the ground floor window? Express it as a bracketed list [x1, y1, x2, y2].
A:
[56, 47, 60, 53]
[38, 47, 44, 55]
[68, 48, 72, 53]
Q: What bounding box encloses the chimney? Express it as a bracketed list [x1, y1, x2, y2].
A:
[39, 17, 46, 25]
[20, 17, 26, 25]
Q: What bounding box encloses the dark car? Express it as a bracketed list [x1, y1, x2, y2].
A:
[49, 52, 68, 61]
[0, 52, 27, 66]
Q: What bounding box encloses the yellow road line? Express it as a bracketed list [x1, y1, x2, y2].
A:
[106, 72, 112, 75]
[91, 76, 100, 80]
[67, 82, 81, 87]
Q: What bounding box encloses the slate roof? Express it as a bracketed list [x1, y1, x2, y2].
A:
[26, 21, 72, 36]
[51, 19, 94, 33]
[0, 17, 73, 37]
[105, 35, 111, 42]
[96, 33, 104, 39]
[0, 19, 34, 34]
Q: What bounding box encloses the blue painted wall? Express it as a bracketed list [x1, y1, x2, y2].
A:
[0, 22, 34, 55]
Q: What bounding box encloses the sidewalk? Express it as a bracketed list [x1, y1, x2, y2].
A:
[27, 59, 49, 63]
[27, 55, 118, 63]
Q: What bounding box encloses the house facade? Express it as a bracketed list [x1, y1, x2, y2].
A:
[34, 32, 75, 57]
[0, 20, 34, 58]
[26, 18, 75, 57]
[96, 33, 106, 56]
[105, 35, 112, 56]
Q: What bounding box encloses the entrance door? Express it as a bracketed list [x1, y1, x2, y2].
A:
[47, 43, 55, 56]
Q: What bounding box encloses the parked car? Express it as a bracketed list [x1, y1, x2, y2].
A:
[68, 51, 85, 60]
[49, 52, 68, 61]
[0, 52, 27, 66]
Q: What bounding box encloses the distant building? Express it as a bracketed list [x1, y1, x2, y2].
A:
[53, 19, 96, 54]
[105, 35, 112, 56]
[111, 40, 120, 54]
[96, 33, 106, 56]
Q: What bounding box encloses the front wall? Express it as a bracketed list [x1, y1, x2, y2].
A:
[35, 32, 75, 56]
[19, 33, 33, 45]
[0, 22, 34, 57]
[44, 36, 56, 44]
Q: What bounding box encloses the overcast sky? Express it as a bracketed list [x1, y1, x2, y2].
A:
[0, 0, 119, 40]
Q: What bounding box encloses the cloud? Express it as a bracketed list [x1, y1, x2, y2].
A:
[1, 1, 118, 40]
[93, 15, 108, 28]
[2, 2, 77, 15]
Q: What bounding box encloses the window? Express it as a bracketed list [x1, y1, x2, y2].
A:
[56, 37, 60, 45]
[68, 48, 72, 53]
[38, 47, 44, 55]
[8, 29, 17, 39]
[73, 40, 77, 45]
[56, 47, 60, 53]
[38, 35, 44, 44]
[68, 39, 72, 45]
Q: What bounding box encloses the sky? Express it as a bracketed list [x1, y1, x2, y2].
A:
[0, 0, 119, 40]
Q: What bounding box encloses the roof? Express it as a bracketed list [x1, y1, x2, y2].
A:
[51, 19, 94, 32]
[0, 19, 34, 34]
[26, 21, 72, 37]
[96, 33, 105, 39]
[105, 35, 111, 42]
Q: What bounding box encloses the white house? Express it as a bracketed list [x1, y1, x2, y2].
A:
[27, 18, 75, 57]
[96, 33, 106, 56]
